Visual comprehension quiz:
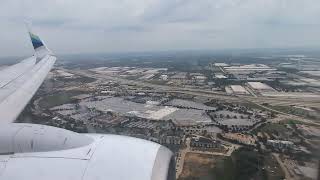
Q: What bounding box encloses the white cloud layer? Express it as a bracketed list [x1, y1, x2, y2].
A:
[0, 0, 320, 56]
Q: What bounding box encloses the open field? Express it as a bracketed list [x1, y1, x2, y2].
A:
[38, 90, 86, 109]
[272, 105, 319, 120]
[178, 152, 234, 180]
[252, 122, 293, 140]
[265, 154, 286, 180]
[179, 148, 285, 180]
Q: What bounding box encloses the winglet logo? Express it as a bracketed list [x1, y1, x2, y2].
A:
[29, 32, 44, 49]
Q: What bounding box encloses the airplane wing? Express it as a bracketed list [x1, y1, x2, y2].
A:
[0, 27, 56, 123]
[0, 28, 174, 180]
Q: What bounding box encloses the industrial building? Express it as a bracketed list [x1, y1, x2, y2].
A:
[214, 63, 229, 67]
[229, 85, 249, 95]
[267, 140, 294, 149]
[223, 64, 276, 75]
[247, 82, 275, 92]
[214, 74, 227, 79]
[190, 137, 220, 148]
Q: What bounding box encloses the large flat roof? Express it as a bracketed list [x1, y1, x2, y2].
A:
[230, 85, 249, 94]
[214, 63, 229, 67]
[247, 82, 274, 90]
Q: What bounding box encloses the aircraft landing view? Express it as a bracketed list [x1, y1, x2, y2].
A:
[1, 1, 320, 180]
[0, 28, 174, 180]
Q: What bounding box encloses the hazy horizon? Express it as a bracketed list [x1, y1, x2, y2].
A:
[1, 0, 320, 57]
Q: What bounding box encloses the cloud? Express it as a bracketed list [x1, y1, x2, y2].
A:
[0, 0, 320, 56]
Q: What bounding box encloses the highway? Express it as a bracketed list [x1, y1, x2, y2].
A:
[64, 68, 320, 125]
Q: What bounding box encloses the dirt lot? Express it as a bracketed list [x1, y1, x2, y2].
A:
[179, 148, 287, 180]
[178, 152, 233, 180]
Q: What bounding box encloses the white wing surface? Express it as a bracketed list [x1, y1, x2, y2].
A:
[0, 57, 36, 88]
[0, 28, 56, 123]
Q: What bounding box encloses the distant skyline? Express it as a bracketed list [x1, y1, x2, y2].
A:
[1, 0, 320, 57]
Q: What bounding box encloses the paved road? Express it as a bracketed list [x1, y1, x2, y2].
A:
[176, 138, 190, 178]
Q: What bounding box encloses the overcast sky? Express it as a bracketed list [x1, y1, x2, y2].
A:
[1, 0, 320, 57]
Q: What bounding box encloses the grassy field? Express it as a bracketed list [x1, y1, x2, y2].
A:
[231, 148, 284, 180]
[283, 119, 304, 125]
[253, 123, 290, 138]
[232, 148, 262, 180]
[259, 123, 288, 133]
[147, 80, 168, 85]
[56, 76, 96, 83]
[39, 90, 85, 109]
[268, 105, 319, 120]
[210, 156, 235, 180]
[263, 154, 285, 180]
